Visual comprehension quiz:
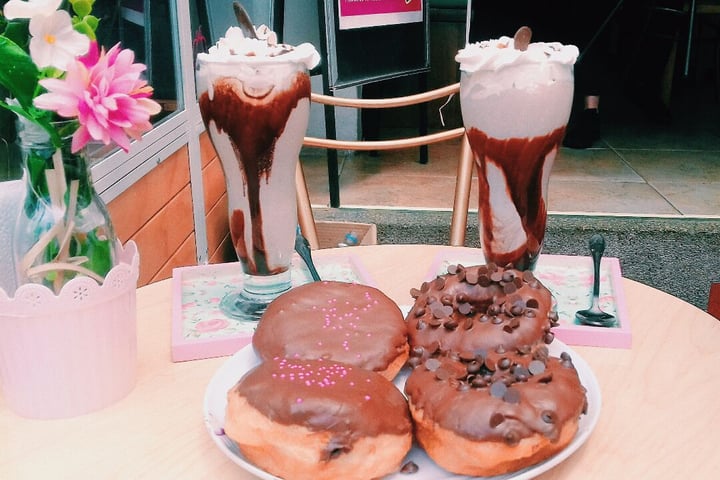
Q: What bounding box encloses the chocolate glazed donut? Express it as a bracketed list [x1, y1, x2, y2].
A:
[406, 263, 559, 360]
[404, 345, 588, 476]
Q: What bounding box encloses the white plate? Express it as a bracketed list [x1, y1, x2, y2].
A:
[203, 340, 601, 480]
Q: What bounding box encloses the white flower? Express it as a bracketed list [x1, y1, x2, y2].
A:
[28, 9, 90, 70]
[3, 0, 62, 20]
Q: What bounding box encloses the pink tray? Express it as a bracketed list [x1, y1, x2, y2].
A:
[171, 253, 375, 362]
[424, 249, 632, 349]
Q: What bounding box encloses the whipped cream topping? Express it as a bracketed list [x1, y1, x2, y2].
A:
[198, 25, 320, 70]
[456, 36, 579, 73]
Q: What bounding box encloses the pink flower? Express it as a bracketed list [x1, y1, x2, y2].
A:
[33, 41, 162, 152]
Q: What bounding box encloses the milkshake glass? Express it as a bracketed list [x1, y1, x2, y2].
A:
[456, 32, 578, 271]
[196, 25, 320, 320]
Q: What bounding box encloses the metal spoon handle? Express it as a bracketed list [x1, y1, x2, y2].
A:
[295, 227, 321, 282]
[233, 1, 258, 39]
[589, 234, 605, 308]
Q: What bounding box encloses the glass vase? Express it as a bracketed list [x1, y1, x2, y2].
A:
[13, 120, 118, 294]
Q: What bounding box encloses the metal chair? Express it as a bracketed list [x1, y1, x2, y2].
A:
[296, 83, 474, 249]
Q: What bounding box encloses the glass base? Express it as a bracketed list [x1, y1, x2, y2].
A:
[219, 270, 291, 322]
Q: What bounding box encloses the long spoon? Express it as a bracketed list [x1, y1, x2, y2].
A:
[575, 234, 616, 327]
[294, 227, 321, 282]
[233, 1, 257, 39]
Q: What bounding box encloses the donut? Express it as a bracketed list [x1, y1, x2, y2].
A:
[253, 280, 409, 380]
[404, 344, 588, 476]
[224, 356, 413, 480]
[406, 263, 558, 361]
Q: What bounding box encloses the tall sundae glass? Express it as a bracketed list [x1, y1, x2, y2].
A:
[456, 28, 578, 271]
[196, 25, 320, 320]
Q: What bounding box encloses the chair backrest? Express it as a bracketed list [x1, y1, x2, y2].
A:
[295, 82, 475, 249]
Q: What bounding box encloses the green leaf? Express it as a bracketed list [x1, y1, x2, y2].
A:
[0, 36, 39, 111]
[3, 20, 30, 49]
[70, 0, 95, 18]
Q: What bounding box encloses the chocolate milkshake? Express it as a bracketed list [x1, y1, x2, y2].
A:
[196, 24, 319, 318]
[456, 29, 578, 270]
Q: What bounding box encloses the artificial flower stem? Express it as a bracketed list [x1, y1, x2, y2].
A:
[26, 262, 105, 286]
[20, 220, 64, 273]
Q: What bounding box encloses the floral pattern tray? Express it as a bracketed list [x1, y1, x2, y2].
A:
[171, 253, 375, 362]
[424, 249, 631, 349]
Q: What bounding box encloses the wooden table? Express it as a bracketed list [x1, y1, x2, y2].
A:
[2, 244, 720, 479]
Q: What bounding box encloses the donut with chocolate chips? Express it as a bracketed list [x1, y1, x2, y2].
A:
[406, 263, 558, 362]
[404, 345, 588, 476]
[253, 280, 409, 380]
[225, 357, 413, 480]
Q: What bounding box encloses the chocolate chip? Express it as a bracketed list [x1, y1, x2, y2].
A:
[543, 332, 555, 344]
[425, 358, 441, 371]
[458, 302, 472, 315]
[433, 277, 446, 290]
[489, 412, 505, 428]
[513, 277, 524, 289]
[410, 288, 421, 298]
[517, 345, 532, 355]
[528, 360, 546, 375]
[522, 270, 535, 282]
[541, 410, 557, 424]
[471, 376, 487, 388]
[431, 304, 450, 319]
[491, 316, 503, 325]
[443, 318, 459, 330]
[503, 324, 514, 334]
[478, 274, 491, 287]
[525, 310, 536, 318]
[440, 294, 453, 306]
[467, 360, 482, 374]
[526, 298, 539, 309]
[407, 357, 422, 369]
[428, 318, 442, 328]
[490, 380, 507, 398]
[420, 282, 430, 293]
[490, 271, 503, 283]
[411, 346, 425, 357]
[463, 317, 474, 330]
[504, 430, 520, 446]
[513, 366, 530, 382]
[400, 461, 419, 474]
[498, 357, 512, 370]
[503, 282, 517, 295]
[456, 293, 468, 303]
[447, 264, 459, 275]
[466, 270, 479, 284]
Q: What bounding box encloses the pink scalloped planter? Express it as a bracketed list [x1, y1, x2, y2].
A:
[0, 241, 139, 419]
